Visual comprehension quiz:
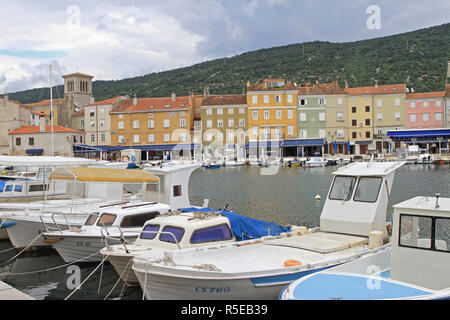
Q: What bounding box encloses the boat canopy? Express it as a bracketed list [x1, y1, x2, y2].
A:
[0, 156, 97, 167]
[180, 207, 291, 241]
[49, 167, 160, 183]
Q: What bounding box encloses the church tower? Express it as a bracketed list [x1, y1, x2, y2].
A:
[62, 72, 94, 106]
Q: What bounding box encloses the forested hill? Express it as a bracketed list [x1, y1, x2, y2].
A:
[10, 23, 450, 103]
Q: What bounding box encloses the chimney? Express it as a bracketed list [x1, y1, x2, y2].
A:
[133, 94, 137, 106]
[375, 80, 379, 88]
[2, 93, 8, 106]
[171, 91, 176, 102]
[39, 112, 46, 133]
[344, 80, 349, 89]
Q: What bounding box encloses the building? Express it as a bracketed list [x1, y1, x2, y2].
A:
[201, 94, 248, 159]
[84, 96, 127, 146]
[345, 84, 406, 154]
[247, 79, 298, 157]
[405, 92, 445, 129]
[9, 112, 84, 157]
[22, 98, 64, 126]
[445, 85, 450, 128]
[110, 93, 197, 160]
[0, 94, 31, 155]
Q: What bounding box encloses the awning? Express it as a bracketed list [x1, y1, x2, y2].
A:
[355, 140, 372, 144]
[248, 141, 282, 148]
[25, 149, 44, 155]
[281, 139, 324, 147]
[50, 167, 159, 183]
[387, 129, 450, 139]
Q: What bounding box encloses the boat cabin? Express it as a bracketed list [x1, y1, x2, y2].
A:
[391, 195, 450, 290]
[320, 161, 405, 237]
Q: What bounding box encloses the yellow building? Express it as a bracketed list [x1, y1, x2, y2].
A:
[110, 94, 196, 160]
[247, 79, 298, 156]
[23, 98, 63, 126]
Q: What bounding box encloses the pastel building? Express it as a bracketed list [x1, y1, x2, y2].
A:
[405, 92, 445, 129]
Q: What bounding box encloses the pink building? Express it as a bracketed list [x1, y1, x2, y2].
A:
[405, 92, 445, 129]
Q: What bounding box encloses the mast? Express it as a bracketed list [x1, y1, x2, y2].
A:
[49, 64, 54, 156]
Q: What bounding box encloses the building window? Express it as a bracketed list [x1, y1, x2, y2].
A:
[264, 110, 270, 120]
[148, 120, 154, 128]
[217, 119, 223, 128]
[410, 114, 417, 122]
[133, 134, 139, 143]
[148, 112, 154, 118]
[217, 108, 223, 115]
[276, 110, 282, 119]
[239, 108, 245, 114]
[164, 133, 170, 142]
[118, 121, 124, 129]
[377, 113, 383, 121]
[352, 132, 357, 139]
[252, 96, 258, 104]
[206, 109, 212, 115]
[422, 113, 429, 121]
[337, 112, 344, 121]
[300, 129, 307, 138]
[436, 100, 442, 107]
[410, 101, 416, 108]
[365, 106, 370, 112]
[318, 98, 326, 105]
[91, 134, 95, 142]
[264, 95, 269, 104]
[377, 100, 382, 107]
[275, 95, 281, 103]
[163, 119, 170, 128]
[287, 125, 294, 136]
[180, 111, 185, 117]
[394, 112, 401, 121]
[90, 110, 95, 117]
[228, 119, 234, 128]
[228, 108, 234, 115]
[423, 101, 429, 107]
[365, 119, 371, 126]
[100, 107, 105, 114]
[395, 98, 401, 106]
[300, 113, 307, 122]
[319, 112, 326, 122]
[118, 136, 124, 144]
[28, 137, 34, 146]
[80, 120, 85, 127]
[173, 185, 182, 197]
[148, 134, 154, 143]
[252, 127, 258, 137]
[352, 107, 357, 113]
[119, 114, 124, 119]
[337, 129, 344, 138]
[101, 134, 106, 142]
[133, 120, 139, 129]
[252, 111, 258, 120]
[287, 95, 293, 103]
[300, 99, 307, 106]
[180, 119, 186, 128]
[365, 131, 371, 138]
[338, 98, 343, 105]
[90, 121, 95, 127]
[238, 118, 245, 127]
[206, 120, 212, 128]
[319, 129, 326, 138]
[435, 112, 442, 121]
[99, 120, 105, 127]
[352, 119, 357, 126]
[179, 133, 187, 142]
[287, 109, 294, 119]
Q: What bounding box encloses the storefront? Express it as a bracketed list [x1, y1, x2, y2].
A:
[387, 129, 450, 154]
[281, 139, 325, 157]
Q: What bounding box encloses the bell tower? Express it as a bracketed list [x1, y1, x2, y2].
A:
[62, 72, 94, 106]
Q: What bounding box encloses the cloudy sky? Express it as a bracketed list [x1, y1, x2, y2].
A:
[0, 0, 449, 93]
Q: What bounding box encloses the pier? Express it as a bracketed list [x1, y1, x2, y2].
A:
[0, 281, 34, 300]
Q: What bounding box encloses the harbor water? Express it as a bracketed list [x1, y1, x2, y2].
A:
[0, 164, 448, 300]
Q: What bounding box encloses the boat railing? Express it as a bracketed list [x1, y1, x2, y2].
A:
[40, 212, 74, 233]
[101, 225, 131, 253]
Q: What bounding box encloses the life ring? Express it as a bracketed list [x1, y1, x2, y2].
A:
[284, 259, 302, 267]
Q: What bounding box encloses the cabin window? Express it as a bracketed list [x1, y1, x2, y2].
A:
[159, 226, 184, 244]
[5, 185, 13, 192]
[140, 224, 160, 239]
[353, 177, 382, 203]
[190, 224, 233, 244]
[14, 185, 23, 192]
[97, 213, 116, 227]
[328, 176, 356, 201]
[399, 214, 433, 250]
[85, 214, 99, 226]
[29, 184, 49, 192]
[173, 185, 182, 197]
[434, 218, 450, 252]
[120, 211, 160, 228]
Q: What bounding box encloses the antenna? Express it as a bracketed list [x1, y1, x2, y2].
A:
[49, 64, 54, 157]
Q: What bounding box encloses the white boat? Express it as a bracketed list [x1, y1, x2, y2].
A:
[132, 161, 406, 300]
[280, 194, 450, 300]
[417, 153, 435, 164]
[105, 207, 291, 285]
[305, 155, 327, 167]
[248, 155, 261, 166]
[0, 166, 159, 249]
[42, 201, 172, 263]
[225, 159, 246, 167]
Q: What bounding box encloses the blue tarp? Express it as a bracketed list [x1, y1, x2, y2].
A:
[179, 207, 291, 241]
[0, 180, 4, 192]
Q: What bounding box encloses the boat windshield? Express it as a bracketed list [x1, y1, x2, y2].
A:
[159, 226, 184, 244]
[85, 213, 99, 226]
[329, 176, 356, 201]
[97, 213, 117, 227]
[353, 177, 383, 203]
[190, 224, 233, 244]
[140, 224, 159, 239]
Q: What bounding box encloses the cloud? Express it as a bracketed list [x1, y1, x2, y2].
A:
[0, 0, 448, 94]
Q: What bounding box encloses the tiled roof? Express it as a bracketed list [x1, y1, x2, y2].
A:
[111, 96, 191, 113]
[345, 84, 406, 95]
[201, 94, 247, 106]
[314, 81, 347, 94]
[10, 125, 83, 134]
[22, 98, 65, 107]
[298, 86, 324, 95]
[62, 72, 94, 79]
[85, 96, 123, 106]
[445, 84, 450, 97]
[73, 109, 85, 116]
[406, 91, 445, 99]
[247, 80, 297, 91]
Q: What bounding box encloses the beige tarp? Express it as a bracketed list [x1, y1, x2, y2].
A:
[49, 167, 159, 183]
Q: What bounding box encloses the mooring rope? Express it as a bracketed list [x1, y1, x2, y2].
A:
[0, 234, 42, 267]
[64, 254, 109, 300]
[103, 257, 133, 300]
[0, 247, 17, 254]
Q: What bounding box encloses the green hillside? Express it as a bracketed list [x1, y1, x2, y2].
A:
[10, 23, 450, 103]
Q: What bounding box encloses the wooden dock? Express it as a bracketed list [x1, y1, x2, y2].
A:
[0, 281, 34, 300]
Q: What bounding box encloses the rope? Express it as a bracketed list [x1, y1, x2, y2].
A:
[0, 234, 42, 267]
[3, 249, 103, 277]
[103, 257, 133, 300]
[142, 262, 149, 300]
[64, 254, 109, 300]
[0, 247, 17, 254]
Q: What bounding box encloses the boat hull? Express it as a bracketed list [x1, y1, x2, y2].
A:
[107, 254, 138, 284]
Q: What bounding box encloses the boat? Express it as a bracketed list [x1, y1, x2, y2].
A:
[102, 207, 290, 285]
[42, 201, 172, 263]
[0, 167, 158, 249]
[417, 153, 435, 164]
[283, 160, 301, 168]
[248, 155, 261, 166]
[204, 162, 221, 169]
[305, 154, 327, 167]
[225, 159, 246, 167]
[280, 194, 450, 300]
[131, 161, 405, 300]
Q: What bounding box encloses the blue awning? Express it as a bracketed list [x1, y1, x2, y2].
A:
[248, 141, 282, 148]
[387, 129, 450, 139]
[26, 149, 44, 154]
[281, 139, 324, 147]
[355, 140, 372, 144]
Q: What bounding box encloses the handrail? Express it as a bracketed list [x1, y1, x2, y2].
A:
[139, 230, 181, 250]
